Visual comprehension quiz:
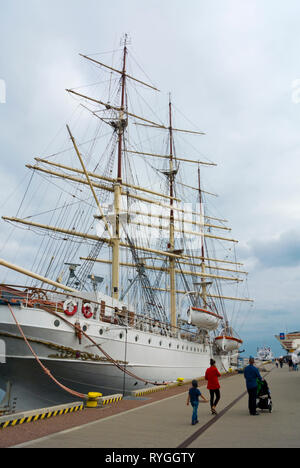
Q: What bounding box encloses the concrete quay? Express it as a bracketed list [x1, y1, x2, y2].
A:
[1, 363, 299, 448]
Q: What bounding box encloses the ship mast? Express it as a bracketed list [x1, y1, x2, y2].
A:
[198, 165, 209, 308]
[1, 42, 254, 311]
[112, 34, 128, 300]
[168, 95, 177, 329]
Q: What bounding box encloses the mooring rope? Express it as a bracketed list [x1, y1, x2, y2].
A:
[7, 303, 87, 399]
[6, 301, 168, 403]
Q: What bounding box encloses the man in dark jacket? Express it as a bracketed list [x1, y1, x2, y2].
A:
[244, 357, 262, 415]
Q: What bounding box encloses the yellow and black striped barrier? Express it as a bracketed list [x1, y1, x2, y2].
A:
[100, 394, 123, 405]
[131, 385, 168, 397]
[0, 402, 84, 430]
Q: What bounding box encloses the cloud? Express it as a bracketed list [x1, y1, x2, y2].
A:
[247, 230, 300, 268]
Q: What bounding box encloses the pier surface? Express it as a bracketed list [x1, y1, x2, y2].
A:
[1, 363, 299, 448]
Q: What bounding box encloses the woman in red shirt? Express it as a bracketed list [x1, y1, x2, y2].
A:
[205, 359, 221, 415]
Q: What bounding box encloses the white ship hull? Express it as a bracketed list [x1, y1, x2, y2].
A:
[0, 304, 232, 411]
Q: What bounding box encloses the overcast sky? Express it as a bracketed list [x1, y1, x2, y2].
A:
[1, 0, 300, 357]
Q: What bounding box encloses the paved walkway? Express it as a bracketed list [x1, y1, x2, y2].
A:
[9, 364, 299, 449]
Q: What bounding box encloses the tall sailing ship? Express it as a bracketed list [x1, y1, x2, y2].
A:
[0, 37, 252, 410]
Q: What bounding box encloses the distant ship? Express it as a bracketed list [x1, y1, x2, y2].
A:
[256, 346, 274, 361]
[275, 331, 300, 353]
[0, 36, 252, 411]
[275, 331, 300, 365]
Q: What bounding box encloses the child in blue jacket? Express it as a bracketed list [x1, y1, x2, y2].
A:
[186, 379, 208, 425]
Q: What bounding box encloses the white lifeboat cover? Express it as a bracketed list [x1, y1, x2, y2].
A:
[215, 335, 243, 352]
[187, 306, 222, 330]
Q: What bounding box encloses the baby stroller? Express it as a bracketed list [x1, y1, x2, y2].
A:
[256, 379, 272, 413]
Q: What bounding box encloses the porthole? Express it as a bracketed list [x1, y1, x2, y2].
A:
[82, 325, 87, 332]
[54, 320, 60, 327]
[169, 343, 172, 348]
[148, 338, 151, 344]
[159, 341, 163, 346]
[135, 335, 139, 342]
[119, 333, 123, 339]
[99, 329, 104, 335]
[177, 345, 179, 349]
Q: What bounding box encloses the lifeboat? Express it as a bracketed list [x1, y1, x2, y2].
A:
[214, 335, 243, 352]
[187, 306, 223, 331]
